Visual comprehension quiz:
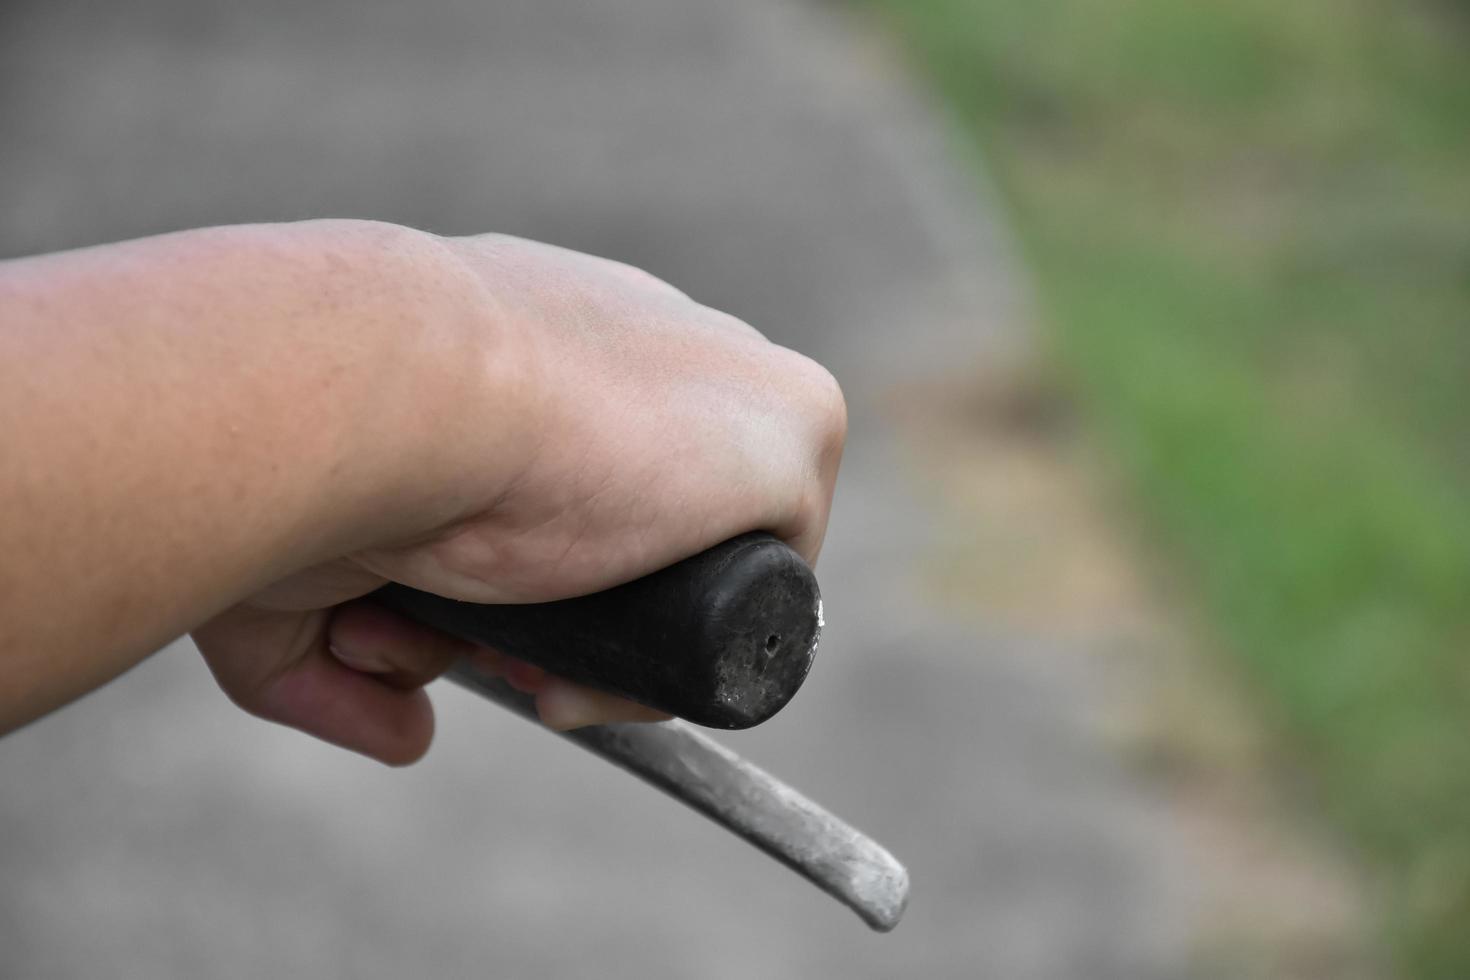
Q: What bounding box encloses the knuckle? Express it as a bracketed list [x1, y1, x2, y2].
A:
[193, 629, 278, 721]
[701, 306, 767, 341]
[822, 378, 849, 454]
[610, 260, 685, 296]
[219, 679, 277, 722]
[794, 357, 848, 461]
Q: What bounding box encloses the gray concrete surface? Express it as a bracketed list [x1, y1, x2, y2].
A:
[0, 1, 1199, 976]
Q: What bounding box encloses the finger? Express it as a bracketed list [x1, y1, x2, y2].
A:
[534, 676, 672, 731]
[768, 352, 847, 569]
[487, 656, 669, 728]
[501, 658, 549, 694]
[195, 605, 439, 766]
[327, 601, 472, 691]
[262, 645, 439, 766]
[781, 505, 833, 572]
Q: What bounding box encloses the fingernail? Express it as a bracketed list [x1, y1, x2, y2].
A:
[329, 642, 391, 674]
[466, 648, 508, 674]
[536, 683, 602, 731]
[503, 660, 548, 694]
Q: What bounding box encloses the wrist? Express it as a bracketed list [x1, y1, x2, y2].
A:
[276, 221, 538, 563]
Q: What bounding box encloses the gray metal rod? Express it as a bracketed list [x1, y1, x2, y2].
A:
[445, 660, 910, 931]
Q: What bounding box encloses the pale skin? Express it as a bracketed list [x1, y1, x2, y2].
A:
[0, 219, 845, 765]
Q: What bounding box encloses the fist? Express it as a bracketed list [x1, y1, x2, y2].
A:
[194, 226, 846, 765]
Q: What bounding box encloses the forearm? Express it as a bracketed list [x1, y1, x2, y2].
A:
[0, 220, 519, 730]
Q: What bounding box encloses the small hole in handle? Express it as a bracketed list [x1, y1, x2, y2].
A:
[763, 634, 782, 657]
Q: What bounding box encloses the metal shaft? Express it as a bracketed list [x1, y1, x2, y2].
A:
[446, 660, 910, 932]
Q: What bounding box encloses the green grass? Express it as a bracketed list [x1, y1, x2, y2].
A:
[855, 0, 1470, 973]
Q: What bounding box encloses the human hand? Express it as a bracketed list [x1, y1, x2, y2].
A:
[192, 227, 845, 765]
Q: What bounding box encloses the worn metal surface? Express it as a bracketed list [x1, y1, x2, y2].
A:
[446, 662, 909, 931]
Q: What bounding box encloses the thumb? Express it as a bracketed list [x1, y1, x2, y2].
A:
[194, 605, 439, 766]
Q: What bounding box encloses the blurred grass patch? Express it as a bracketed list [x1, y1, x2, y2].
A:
[856, 0, 1470, 973]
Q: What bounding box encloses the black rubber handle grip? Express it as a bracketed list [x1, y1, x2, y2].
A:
[368, 533, 821, 729]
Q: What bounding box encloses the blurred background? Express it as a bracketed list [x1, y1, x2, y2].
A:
[854, 2, 1470, 976]
[2, 0, 1465, 976]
